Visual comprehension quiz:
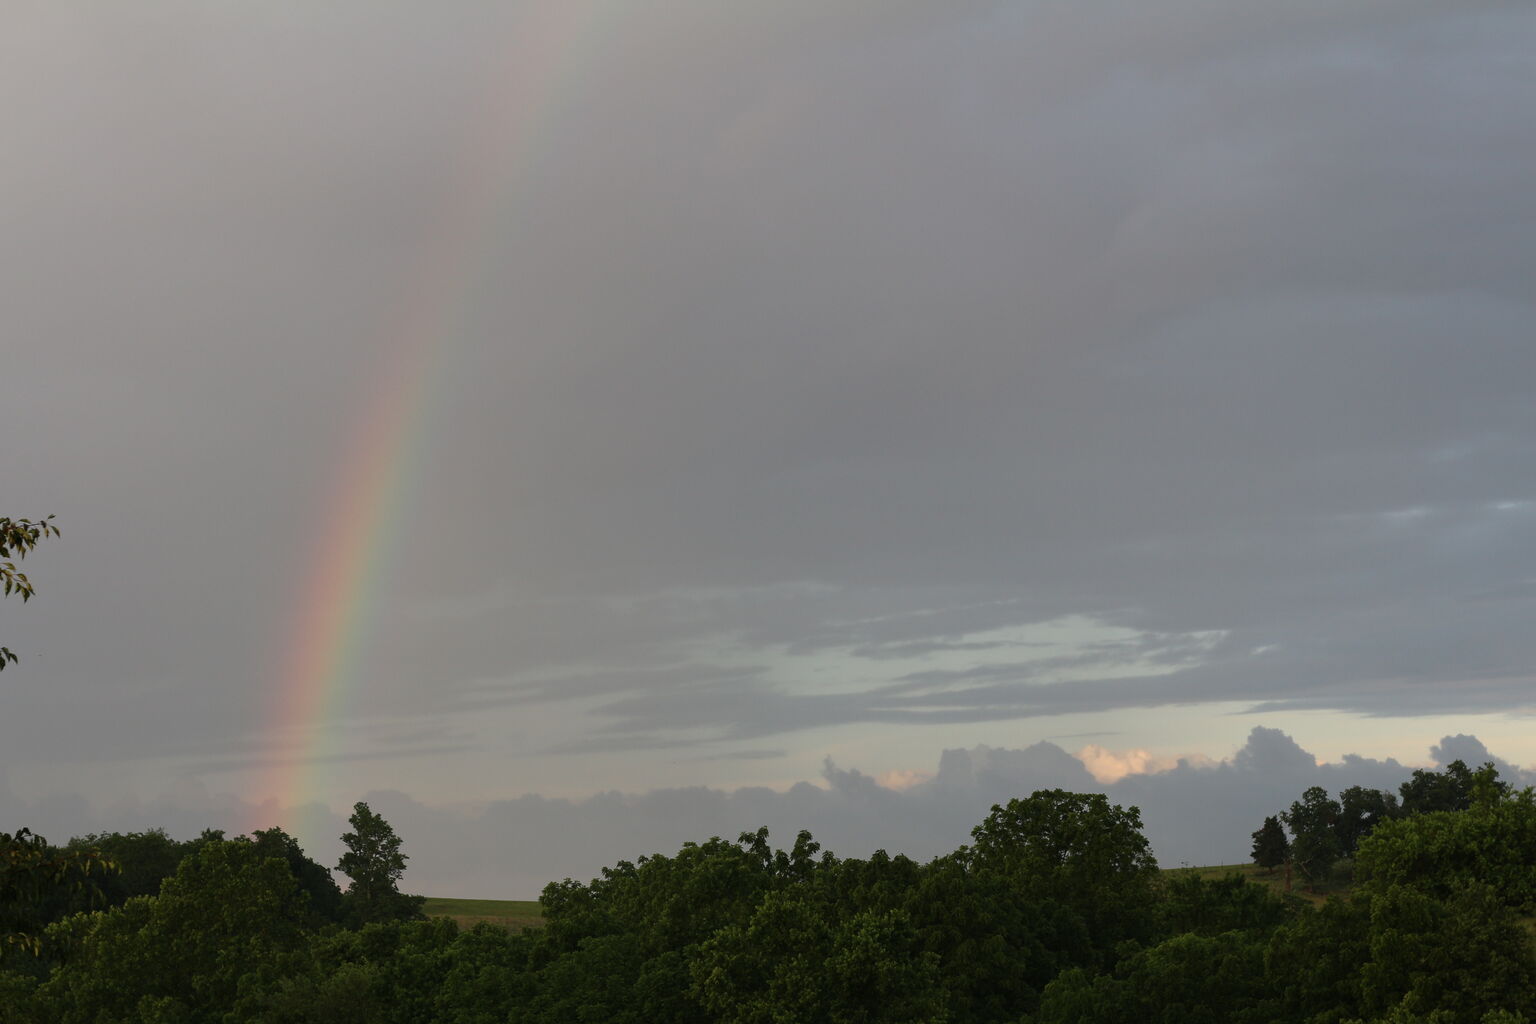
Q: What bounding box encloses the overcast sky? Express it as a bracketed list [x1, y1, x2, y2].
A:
[4, 1, 1535, 896]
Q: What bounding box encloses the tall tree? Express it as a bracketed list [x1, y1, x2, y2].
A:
[336, 802, 421, 924]
[968, 789, 1161, 951]
[1281, 786, 1342, 886]
[1334, 785, 1400, 854]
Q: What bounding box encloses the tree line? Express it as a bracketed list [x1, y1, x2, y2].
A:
[2, 801, 421, 957]
[4, 785, 1535, 1023]
[1251, 758, 1511, 885]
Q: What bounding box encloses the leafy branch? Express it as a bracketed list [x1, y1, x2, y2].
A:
[1, 827, 115, 958]
[0, 515, 58, 670]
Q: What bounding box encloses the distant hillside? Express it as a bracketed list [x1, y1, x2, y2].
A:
[422, 896, 545, 931]
[1165, 861, 1349, 906]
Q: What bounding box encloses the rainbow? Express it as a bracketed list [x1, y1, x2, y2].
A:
[250, 2, 614, 839]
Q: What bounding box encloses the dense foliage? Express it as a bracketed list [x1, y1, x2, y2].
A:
[1255, 759, 1514, 889]
[0, 830, 113, 958]
[3, 784, 1532, 1023]
[1354, 794, 1536, 910]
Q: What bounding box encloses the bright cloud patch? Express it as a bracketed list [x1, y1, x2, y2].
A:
[1075, 745, 1186, 783]
[873, 769, 931, 791]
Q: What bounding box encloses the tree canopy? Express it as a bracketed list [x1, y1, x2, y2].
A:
[337, 802, 423, 925]
[4, 785, 1533, 1022]
[1259, 761, 1516, 892]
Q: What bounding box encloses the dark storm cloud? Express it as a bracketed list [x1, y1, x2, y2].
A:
[2, 0, 1536, 781]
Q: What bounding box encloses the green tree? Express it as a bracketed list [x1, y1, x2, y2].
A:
[902, 853, 1085, 1021]
[337, 802, 423, 925]
[52, 829, 185, 918]
[252, 826, 346, 925]
[1036, 930, 1278, 1024]
[540, 832, 778, 958]
[1468, 763, 1512, 810]
[433, 923, 536, 1024]
[1250, 816, 1290, 873]
[531, 830, 788, 1022]
[966, 790, 1160, 953]
[692, 887, 946, 1024]
[1353, 883, 1536, 1023]
[1264, 894, 1373, 1023]
[0, 829, 113, 959]
[31, 839, 312, 1021]
[1337, 787, 1401, 854]
[1157, 872, 1297, 939]
[1354, 795, 1536, 910]
[1282, 786, 1342, 886]
[1398, 760, 1508, 816]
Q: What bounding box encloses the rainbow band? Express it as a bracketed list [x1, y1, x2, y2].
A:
[251, 2, 613, 841]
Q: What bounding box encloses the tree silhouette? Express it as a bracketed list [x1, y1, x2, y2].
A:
[335, 802, 422, 924]
[1250, 815, 1289, 873]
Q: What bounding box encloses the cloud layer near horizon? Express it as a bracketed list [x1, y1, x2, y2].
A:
[6, 728, 1529, 899]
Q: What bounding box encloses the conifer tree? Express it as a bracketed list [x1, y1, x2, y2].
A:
[1250, 815, 1289, 873]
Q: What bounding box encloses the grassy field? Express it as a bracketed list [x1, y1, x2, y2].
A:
[422, 897, 545, 932]
[1165, 861, 1350, 906]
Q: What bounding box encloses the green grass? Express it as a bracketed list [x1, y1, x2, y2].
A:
[422, 897, 544, 932]
[1165, 861, 1352, 906]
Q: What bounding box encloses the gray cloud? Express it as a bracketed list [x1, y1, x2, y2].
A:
[6, 728, 1529, 900]
[2, 1, 1535, 803]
